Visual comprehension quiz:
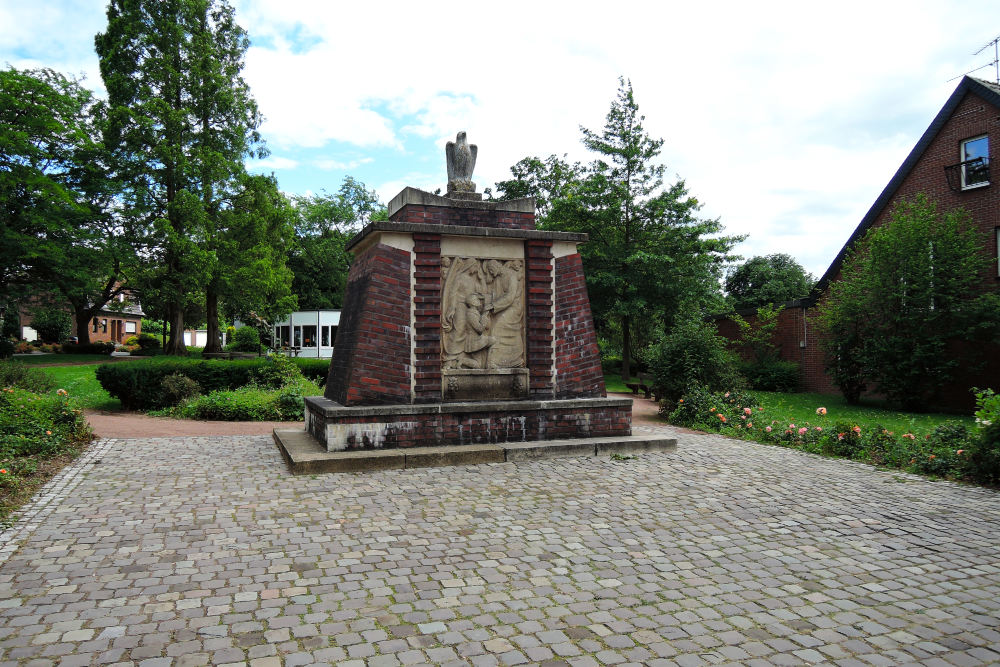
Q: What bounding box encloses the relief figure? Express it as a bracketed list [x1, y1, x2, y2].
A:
[484, 259, 525, 369]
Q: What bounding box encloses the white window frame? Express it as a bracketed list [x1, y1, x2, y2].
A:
[961, 135, 989, 189]
[125, 321, 137, 334]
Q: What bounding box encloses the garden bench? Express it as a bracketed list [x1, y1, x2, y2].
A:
[626, 372, 654, 399]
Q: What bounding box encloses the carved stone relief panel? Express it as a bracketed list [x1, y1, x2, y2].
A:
[441, 256, 526, 371]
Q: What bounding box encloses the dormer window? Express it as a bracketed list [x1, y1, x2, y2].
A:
[961, 135, 989, 188]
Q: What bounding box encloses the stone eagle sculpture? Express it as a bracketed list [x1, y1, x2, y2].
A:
[445, 131, 477, 193]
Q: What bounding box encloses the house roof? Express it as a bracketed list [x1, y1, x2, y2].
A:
[808, 76, 1000, 304]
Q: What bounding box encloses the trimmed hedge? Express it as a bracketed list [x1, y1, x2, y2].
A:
[291, 358, 329, 385]
[96, 358, 271, 410]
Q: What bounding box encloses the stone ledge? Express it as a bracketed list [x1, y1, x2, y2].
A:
[273, 429, 676, 474]
[387, 186, 535, 216]
[346, 221, 588, 252]
[306, 395, 631, 418]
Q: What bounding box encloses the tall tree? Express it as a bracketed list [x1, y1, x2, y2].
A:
[725, 253, 814, 310]
[498, 78, 742, 380]
[0, 66, 138, 344]
[288, 177, 387, 310]
[818, 194, 1000, 409]
[214, 174, 297, 342]
[96, 0, 265, 354]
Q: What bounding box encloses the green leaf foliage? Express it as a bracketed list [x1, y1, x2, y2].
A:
[817, 194, 1000, 410]
[725, 254, 814, 310]
[495, 78, 743, 379]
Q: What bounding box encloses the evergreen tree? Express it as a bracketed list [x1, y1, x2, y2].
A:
[725, 253, 814, 310]
[500, 78, 742, 380]
[96, 0, 266, 354]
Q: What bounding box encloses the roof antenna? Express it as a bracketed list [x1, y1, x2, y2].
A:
[947, 33, 1000, 83]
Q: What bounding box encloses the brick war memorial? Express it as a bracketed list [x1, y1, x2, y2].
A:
[274, 133, 675, 471]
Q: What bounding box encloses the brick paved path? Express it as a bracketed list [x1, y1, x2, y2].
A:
[2, 427, 1000, 666]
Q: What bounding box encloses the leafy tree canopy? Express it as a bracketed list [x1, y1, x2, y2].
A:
[288, 177, 387, 310]
[495, 78, 743, 379]
[725, 253, 814, 310]
[817, 194, 1000, 409]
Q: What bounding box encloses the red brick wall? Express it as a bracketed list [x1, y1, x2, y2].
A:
[554, 253, 606, 398]
[412, 233, 442, 402]
[321, 404, 632, 449]
[391, 204, 535, 230]
[324, 243, 411, 405]
[526, 240, 555, 398]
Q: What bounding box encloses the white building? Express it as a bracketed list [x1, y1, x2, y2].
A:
[273, 310, 340, 358]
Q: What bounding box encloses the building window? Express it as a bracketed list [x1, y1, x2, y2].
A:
[125, 321, 136, 334]
[321, 326, 330, 347]
[101, 319, 107, 333]
[961, 135, 989, 188]
[293, 326, 301, 347]
[302, 325, 316, 347]
[92, 318, 99, 333]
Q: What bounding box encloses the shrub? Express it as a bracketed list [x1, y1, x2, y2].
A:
[740, 359, 800, 392]
[291, 358, 329, 385]
[95, 357, 307, 410]
[822, 421, 865, 460]
[252, 353, 301, 388]
[0, 388, 91, 460]
[227, 326, 261, 353]
[29, 306, 71, 343]
[61, 342, 115, 355]
[14, 341, 31, 354]
[0, 361, 55, 393]
[136, 333, 161, 354]
[964, 388, 1000, 484]
[647, 317, 744, 401]
[0, 339, 13, 360]
[123, 335, 139, 346]
[161, 373, 202, 406]
[665, 385, 759, 431]
[172, 377, 312, 421]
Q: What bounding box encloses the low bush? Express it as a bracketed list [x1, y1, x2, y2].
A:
[0, 387, 92, 522]
[0, 361, 55, 393]
[0, 339, 12, 360]
[226, 326, 261, 353]
[95, 356, 307, 410]
[646, 317, 744, 401]
[161, 373, 202, 406]
[740, 359, 799, 392]
[61, 342, 115, 355]
[291, 358, 329, 385]
[170, 377, 314, 421]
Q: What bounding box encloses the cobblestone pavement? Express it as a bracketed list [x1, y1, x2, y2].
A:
[2, 426, 1000, 667]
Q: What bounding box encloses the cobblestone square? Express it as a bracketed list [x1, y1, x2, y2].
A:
[2, 426, 999, 666]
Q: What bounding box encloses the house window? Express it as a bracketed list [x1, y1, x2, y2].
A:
[321, 326, 330, 347]
[125, 321, 136, 334]
[961, 135, 989, 188]
[293, 326, 301, 347]
[92, 318, 99, 333]
[101, 319, 107, 333]
[276, 325, 290, 347]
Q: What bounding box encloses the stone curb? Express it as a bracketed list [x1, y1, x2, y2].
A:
[273, 428, 677, 474]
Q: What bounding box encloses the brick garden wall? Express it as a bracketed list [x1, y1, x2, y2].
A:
[526, 240, 555, 399]
[324, 243, 412, 406]
[412, 233, 442, 402]
[554, 253, 606, 398]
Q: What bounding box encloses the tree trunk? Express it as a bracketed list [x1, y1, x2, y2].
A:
[73, 309, 92, 345]
[164, 302, 188, 355]
[620, 315, 631, 382]
[203, 283, 223, 354]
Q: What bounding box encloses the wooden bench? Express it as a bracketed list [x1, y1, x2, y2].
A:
[625, 372, 654, 400]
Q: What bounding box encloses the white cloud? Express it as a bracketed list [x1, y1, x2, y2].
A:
[6, 0, 1000, 279]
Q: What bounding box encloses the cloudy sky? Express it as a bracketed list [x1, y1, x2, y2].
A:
[3, 1, 999, 277]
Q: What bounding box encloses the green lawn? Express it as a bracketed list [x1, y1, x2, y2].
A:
[604, 373, 637, 394]
[13, 353, 113, 365]
[753, 390, 975, 436]
[39, 365, 119, 411]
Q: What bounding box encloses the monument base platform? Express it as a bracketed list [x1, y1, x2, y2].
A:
[304, 396, 634, 451]
[273, 428, 677, 474]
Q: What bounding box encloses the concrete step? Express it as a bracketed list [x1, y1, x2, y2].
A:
[273, 429, 677, 474]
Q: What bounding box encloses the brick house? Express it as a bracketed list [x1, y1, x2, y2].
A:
[716, 75, 1000, 409]
[18, 292, 143, 344]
